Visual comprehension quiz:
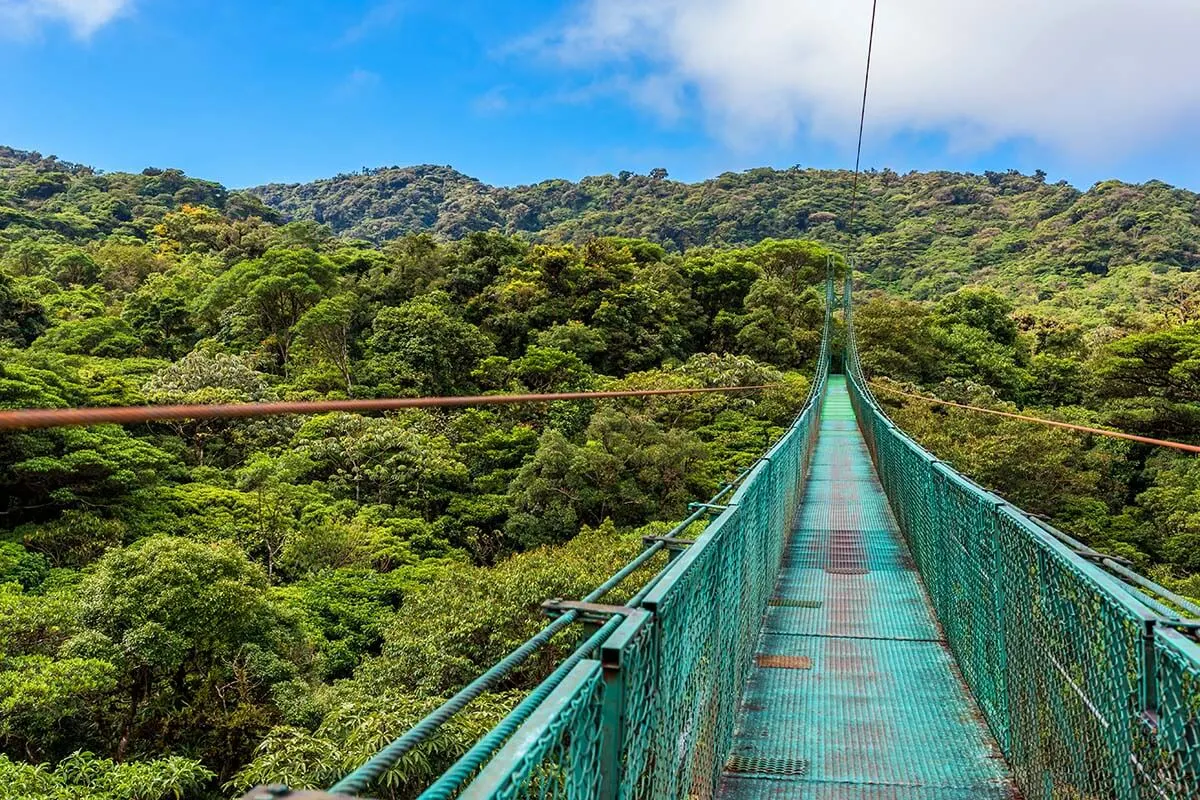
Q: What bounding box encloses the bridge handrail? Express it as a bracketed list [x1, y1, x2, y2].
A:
[842, 273, 1200, 800]
[323, 267, 839, 799]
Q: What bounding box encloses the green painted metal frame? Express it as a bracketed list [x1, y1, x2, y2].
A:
[443, 268, 837, 800]
[459, 660, 607, 800]
[843, 273, 1200, 800]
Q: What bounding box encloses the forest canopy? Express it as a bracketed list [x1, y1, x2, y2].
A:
[2, 144, 1199, 798]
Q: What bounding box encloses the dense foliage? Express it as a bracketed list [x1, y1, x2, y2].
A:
[853, 285, 1200, 597]
[252, 164, 1200, 302]
[3, 143, 1200, 797]
[0, 146, 824, 798]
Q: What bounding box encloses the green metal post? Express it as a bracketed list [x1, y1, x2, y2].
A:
[1140, 618, 1158, 716]
[596, 611, 651, 800]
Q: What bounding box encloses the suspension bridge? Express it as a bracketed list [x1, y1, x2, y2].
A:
[226, 272, 1200, 800]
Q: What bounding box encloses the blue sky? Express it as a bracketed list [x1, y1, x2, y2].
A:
[3, 0, 1200, 191]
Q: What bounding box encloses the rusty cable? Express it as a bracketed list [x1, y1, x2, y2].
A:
[869, 381, 1200, 455]
[0, 384, 781, 432]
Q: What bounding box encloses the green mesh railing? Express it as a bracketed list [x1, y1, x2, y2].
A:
[452, 277, 834, 800]
[843, 275, 1200, 800]
[321, 271, 836, 800]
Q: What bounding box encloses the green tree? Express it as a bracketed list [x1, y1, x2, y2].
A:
[0, 271, 48, 346]
[509, 346, 594, 393]
[78, 536, 296, 768]
[0, 541, 49, 589]
[291, 413, 469, 516]
[853, 295, 943, 382]
[0, 751, 214, 800]
[0, 425, 174, 522]
[292, 292, 357, 392]
[31, 317, 142, 357]
[937, 287, 1019, 346]
[364, 292, 493, 395]
[749, 239, 830, 291]
[3, 240, 53, 276]
[200, 248, 339, 370]
[1138, 455, 1200, 573]
[91, 238, 169, 295]
[1097, 324, 1200, 404]
[590, 281, 693, 373]
[143, 347, 280, 466]
[18, 511, 127, 569]
[507, 410, 708, 547]
[50, 250, 100, 286]
[735, 280, 823, 368]
[122, 268, 206, 359]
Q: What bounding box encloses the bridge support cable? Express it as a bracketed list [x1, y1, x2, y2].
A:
[847, 0, 879, 244]
[322, 493, 723, 798]
[0, 385, 779, 432]
[843, 274, 1200, 800]
[867, 381, 1200, 455]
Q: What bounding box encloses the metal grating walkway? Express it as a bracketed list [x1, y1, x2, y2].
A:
[717, 376, 1018, 800]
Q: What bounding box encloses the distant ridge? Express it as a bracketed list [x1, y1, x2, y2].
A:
[4, 142, 1198, 298]
[247, 162, 1200, 295]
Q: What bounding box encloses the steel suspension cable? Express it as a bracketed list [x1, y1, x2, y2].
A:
[0, 384, 778, 432]
[869, 381, 1200, 455]
[847, 0, 880, 242]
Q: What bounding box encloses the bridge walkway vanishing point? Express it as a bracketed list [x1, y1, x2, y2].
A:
[718, 376, 1017, 799]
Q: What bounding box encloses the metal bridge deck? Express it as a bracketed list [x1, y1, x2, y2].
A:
[717, 376, 1017, 800]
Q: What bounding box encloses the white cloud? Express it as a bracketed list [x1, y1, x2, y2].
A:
[472, 86, 511, 116]
[334, 68, 382, 100]
[0, 0, 133, 38]
[338, 1, 405, 46]
[541, 0, 1200, 157]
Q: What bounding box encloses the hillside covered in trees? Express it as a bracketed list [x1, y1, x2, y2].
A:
[2, 143, 1200, 798]
[251, 162, 1200, 300]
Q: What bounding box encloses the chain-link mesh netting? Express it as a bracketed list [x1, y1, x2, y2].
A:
[457, 275, 835, 800]
[461, 661, 606, 800]
[1147, 630, 1200, 794]
[843, 277, 1200, 800]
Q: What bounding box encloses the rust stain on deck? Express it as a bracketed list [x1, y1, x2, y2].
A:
[755, 654, 814, 670]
